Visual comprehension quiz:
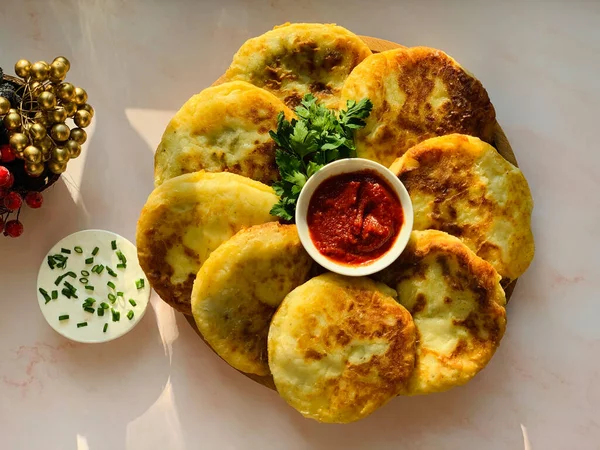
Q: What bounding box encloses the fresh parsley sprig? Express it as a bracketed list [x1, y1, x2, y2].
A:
[269, 94, 373, 221]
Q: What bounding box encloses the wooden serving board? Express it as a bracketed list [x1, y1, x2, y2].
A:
[186, 36, 518, 391]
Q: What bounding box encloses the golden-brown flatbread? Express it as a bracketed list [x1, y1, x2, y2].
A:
[224, 23, 372, 109]
[340, 46, 496, 166]
[374, 230, 506, 395]
[389, 134, 534, 280]
[268, 273, 416, 423]
[136, 171, 278, 314]
[154, 81, 293, 187]
[191, 223, 313, 376]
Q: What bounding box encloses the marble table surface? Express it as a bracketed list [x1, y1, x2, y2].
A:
[1, 1, 599, 449]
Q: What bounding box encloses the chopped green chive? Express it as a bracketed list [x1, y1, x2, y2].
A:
[66, 271, 76, 278]
[92, 247, 99, 256]
[39, 288, 51, 304]
[107, 281, 116, 290]
[108, 293, 116, 303]
[117, 291, 124, 297]
[74, 246, 83, 254]
[116, 250, 127, 267]
[47, 256, 56, 269]
[135, 279, 145, 289]
[129, 299, 137, 307]
[116, 264, 126, 269]
[127, 310, 134, 320]
[97, 307, 104, 317]
[61, 288, 73, 298]
[91, 264, 99, 273]
[111, 240, 117, 250]
[100, 302, 109, 309]
[85, 286, 94, 291]
[81, 270, 90, 277]
[63, 281, 77, 293]
[52, 290, 58, 300]
[48, 254, 68, 269]
[79, 277, 89, 284]
[58, 315, 69, 321]
[111, 309, 120, 322]
[95, 265, 105, 274]
[76, 322, 87, 328]
[106, 267, 117, 277]
[83, 306, 95, 314]
[83, 297, 95, 305]
[61, 248, 71, 254]
[54, 274, 66, 286]
[85, 257, 94, 264]
[103, 323, 108, 333]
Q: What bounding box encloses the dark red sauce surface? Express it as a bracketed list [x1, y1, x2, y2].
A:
[307, 169, 404, 265]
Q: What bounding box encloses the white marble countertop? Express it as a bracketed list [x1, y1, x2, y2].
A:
[1, 1, 599, 449]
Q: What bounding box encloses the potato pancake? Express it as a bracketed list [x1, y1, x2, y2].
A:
[224, 23, 372, 109]
[340, 46, 496, 166]
[136, 171, 278, 314]
[375, 230, 506, 395]
[268, 273, 416, 423]
[154, 81, 293, 187]
[389, 134, 534, 280]
[191, 223, 312, 376]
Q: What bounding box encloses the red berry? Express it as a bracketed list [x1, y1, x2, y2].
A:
[0, 144, 15, 163]
[4, 191, 22, 211]
[5, 172, 14, 189]
[0, 166, 10, 187]
[25, 191, 43, 209]
[4, 220, 23, 238]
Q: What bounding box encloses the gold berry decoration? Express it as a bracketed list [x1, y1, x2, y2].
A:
[38, 91, 57, 110]
[26, 163, 45, 177]
[48, 160, 67, 174]
[29, 123, 47, 141]
[9, 133, 29, 152]
[23, 145, 42, 164]
[50, 123, 70, 141]
[0, 96, 10, 115]
[74, 110, 92, 128]
[70, 128, 87, 145]
[56, 82, 75, 102]
[30, 61, 50, 81]
[14, 59, 32, 78]
[51, 146, 70, 163]
[73, 87, 88, 105]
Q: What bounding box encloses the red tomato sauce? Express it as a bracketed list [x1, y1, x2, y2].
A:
[307, 170, 404, 265]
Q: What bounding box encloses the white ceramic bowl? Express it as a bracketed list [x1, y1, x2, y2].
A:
[295, 158, 413, 277]
[37, 229, 150, 343]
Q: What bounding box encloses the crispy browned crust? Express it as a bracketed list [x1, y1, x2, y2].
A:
[374, 230, 506, 394]
[268, 274, 416, 422]
[224, 23, 372, 109]
[341, 46, 496, 166]
[389, 134, 534, 280]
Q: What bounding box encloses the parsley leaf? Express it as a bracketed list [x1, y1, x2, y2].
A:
[269, 94, 373, 221]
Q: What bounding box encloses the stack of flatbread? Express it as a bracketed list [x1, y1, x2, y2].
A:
[137, 23, 534, 423]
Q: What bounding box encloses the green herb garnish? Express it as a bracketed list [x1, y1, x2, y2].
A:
[108, 293, 116, 303]
[135, 279, 145, 289]
[106, 267, 117, 277]
[111, 309, 120, 322]
[81, 270, 90, 277]
[79, 277, 89, 284]
[107, 281, 116, 290]
[58, 315, 69, 321]
[52, 290, 58, 300]
[127, 310, 134, 320]
[98, 308, 104, 317]
[111, 240, 117, 250]
[268, 94, 372, 220]
[116, 250, 127, 267]
[76, 321, 87, 328]
[83, 306, 95, 314]
[85, 257, 94, 265]
[100, 302, 109, 309]
[129, 299, 137, 307]
[117, 291, 124, 297]
[39, 288, 51, 304]
[92, 247, 99, 256]
[61, 248, 71, 254]
[74, 246, 83, 254]
[103, 323, 108, 333]
[85, 286, 94, 291]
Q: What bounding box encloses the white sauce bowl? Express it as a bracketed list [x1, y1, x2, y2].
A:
[295, 158, 413, 277]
